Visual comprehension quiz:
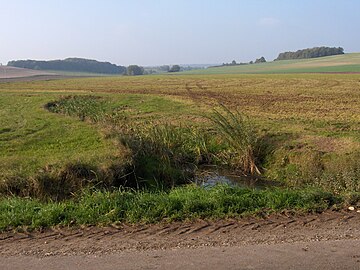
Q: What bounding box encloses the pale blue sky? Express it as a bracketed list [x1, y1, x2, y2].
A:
[0, 0, 359, 66]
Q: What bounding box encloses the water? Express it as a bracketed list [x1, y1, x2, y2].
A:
[194, 167, 281, 189]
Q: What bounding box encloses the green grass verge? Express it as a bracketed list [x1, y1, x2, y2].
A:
[0, 185, 342, 231]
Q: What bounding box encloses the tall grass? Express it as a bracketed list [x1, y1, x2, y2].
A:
[119, 123, 216, 187]
[44, 96, 265, 190]
[0, 161, 133, 201]
[46, 95, 107, 122]
[209, 105, 261, 175]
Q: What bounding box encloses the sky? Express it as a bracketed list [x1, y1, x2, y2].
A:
[0, 0, 359, 66]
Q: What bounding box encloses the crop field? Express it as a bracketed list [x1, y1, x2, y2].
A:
[0, 66, 54, 79]
[185, 53, 360, 75]
[1, 73, 360, 229]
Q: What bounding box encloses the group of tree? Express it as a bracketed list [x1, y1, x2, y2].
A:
[254, 56, 266, 63]
[8, 58, 127, 74]
[217, 57, 267, 67]
[7, 58, 188, 76]
[144, 65, 201, 74]
[126, 65, 144, 76]
[220, 60, 249, 67]
[126, 64, 181, 75]
[168, 65, 181, 72]
[275, 46, 344, 61]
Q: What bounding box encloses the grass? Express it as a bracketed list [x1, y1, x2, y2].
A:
[1, 72, 360, 229]
[0, 92, 117, 179]
[183, 53, 360, 75]
[2, 74, 360, 193]
[0, 185, 341, 231]
[209, 105, 261, 175]
[44, 95, 259, 189]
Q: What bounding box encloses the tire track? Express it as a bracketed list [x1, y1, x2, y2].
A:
[1, 210, 360, 257]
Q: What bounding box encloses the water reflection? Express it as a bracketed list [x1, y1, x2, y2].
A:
[194, 168, 281, 189]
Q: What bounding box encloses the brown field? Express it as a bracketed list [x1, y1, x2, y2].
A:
[0, 66, 55, 79]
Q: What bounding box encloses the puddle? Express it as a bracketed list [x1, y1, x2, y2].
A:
[194, 167, 281, 189]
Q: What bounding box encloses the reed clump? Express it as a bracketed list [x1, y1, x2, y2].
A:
[209, 105, 261, 175]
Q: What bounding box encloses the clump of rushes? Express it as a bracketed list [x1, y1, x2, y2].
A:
[120, 123, 214, 187]
[209, 104, 261, 175]
[45, 95, 106, 122]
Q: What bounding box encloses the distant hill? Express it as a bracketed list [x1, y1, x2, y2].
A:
[275, 46, 344, 61]
[7, 58, 126, 75]
[184, 53, 360, 75]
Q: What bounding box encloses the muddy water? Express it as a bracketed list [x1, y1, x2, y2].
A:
[194, 167, 281, 189]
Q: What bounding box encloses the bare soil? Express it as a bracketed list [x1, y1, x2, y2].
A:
[2, 240, 360, 270]
[0, 75, 77, 83]
[0, 66, 54, 79]
[1, 210, 359, 257]
[2, 210, 360, 269]
[0, 66, 97, 83]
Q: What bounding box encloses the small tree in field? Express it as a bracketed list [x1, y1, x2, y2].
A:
[255, 57, 266, 64]
[126, 65, 144, 76]
[169, 65, 181, 72]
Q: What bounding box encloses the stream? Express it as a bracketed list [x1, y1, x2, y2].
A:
[194, 167, 281, 189]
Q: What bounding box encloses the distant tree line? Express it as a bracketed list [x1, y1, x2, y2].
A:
[213, 56, 267, 68]
[275, 47, 344, 61]
[8, 58, 127, 74]
[8, 58, 188, 76]
[144, 65, 202, 74]
[125, 64, 181, 75]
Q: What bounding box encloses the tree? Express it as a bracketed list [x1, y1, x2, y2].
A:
[126, 65, 144, 76]
[275, 47, 344, 61]
[255, 57, 266, 64]
[231, 60, 237, 65]
[169, 65, 181, 72]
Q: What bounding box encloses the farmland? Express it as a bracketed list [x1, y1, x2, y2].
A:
[186, 53, 360, 74]
[0, 66, 54, 79]
[1, 73, 360, 230]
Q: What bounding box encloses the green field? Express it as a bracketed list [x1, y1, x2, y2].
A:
[1, 73, 360, 230]
[185, 53, 360, 74]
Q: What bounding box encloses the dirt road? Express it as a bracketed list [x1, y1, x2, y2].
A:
[1, 210, 360, 269]
[2, 240, 360, 270]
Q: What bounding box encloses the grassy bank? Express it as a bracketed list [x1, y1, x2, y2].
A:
[0, 185, 343, 231]
[1, 73, 360, 229]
